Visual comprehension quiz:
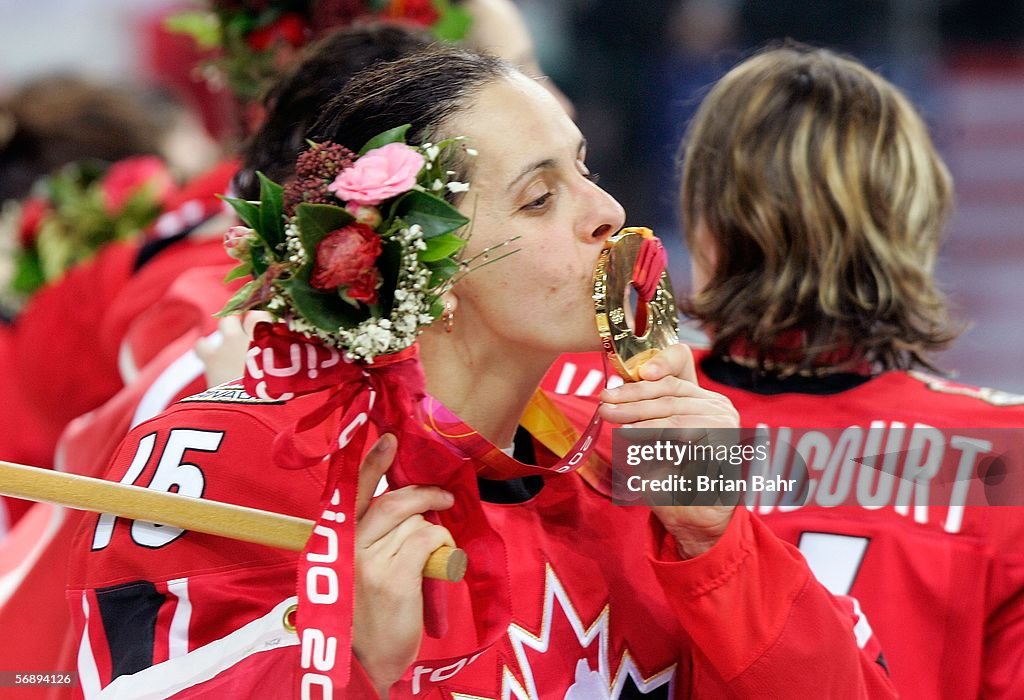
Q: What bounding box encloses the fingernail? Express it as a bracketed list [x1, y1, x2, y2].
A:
[375, 434, 396, 453]
[441, 490, 455, 506]
[640, 362, 660, 380]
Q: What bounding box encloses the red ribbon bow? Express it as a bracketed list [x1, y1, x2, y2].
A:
[243, 322, 510, 696]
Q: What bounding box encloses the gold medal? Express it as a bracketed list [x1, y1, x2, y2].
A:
[593, 227, 679, 381]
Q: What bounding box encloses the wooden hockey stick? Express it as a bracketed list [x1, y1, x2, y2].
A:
[0, 460, 466, 582]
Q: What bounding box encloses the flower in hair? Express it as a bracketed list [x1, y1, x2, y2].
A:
[218, 125, 500, 361]
[327, 142, 425, 206]
[166, 1, 473, 101]
[310, 223, 382, 302]
[0, 157, 177, 313]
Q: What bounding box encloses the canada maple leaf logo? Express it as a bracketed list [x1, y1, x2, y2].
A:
[452, 564, 674, 700]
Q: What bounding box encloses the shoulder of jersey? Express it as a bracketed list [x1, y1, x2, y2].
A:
[906, 370, 1024, 408]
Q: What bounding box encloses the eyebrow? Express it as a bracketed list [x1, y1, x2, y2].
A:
[506, 138, 587, 192]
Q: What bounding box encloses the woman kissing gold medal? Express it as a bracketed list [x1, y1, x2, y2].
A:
[593, 227, 679, 381]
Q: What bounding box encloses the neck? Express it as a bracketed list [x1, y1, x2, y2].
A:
[419, 326, 554, 449]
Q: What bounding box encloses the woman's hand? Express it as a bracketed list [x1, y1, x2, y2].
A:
[598, 344, 740, 558]
[351, 434, 455, 697]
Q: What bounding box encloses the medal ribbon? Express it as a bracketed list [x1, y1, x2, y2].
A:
[630, 234, 667, 337]
[244, 322, 510, 697]
[423, 382, 606, 480]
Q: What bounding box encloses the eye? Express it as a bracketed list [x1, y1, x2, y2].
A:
[521, 191, 553, 211]
[577, 158, 599, 184]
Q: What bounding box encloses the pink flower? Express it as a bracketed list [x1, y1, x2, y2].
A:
[101, 156, 176, 214]
[310, 223, 382, 303]
[327, 143, 424, 206]
[223, 226, 254, 260]
[344, 202, 382, 228]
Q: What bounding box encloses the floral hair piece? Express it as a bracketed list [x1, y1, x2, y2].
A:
[167, 0, 472, 101]
[0, 156, 176, 313]
[218, 125, 505, 362]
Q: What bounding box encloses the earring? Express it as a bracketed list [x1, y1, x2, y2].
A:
[443, 301, 455, 334]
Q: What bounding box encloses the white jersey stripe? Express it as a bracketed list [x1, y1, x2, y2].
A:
[166, 578, 192, 660]
[77, 593, 102, 699]
[850, 597, 875, 650]
[98, 597, 299, 699]
[130, 345, 209, 429]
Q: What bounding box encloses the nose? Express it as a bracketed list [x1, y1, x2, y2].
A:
[581, 180, 626, 243]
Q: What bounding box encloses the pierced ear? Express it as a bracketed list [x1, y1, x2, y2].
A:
[440, 292, 459, 334]
[440, 291, 459, 316]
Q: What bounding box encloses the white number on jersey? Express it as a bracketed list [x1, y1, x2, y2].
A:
[91, 429, 224, 550]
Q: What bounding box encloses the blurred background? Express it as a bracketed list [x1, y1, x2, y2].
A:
[1, 0, 1022, 390]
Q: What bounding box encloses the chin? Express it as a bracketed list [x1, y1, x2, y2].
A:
[559, 329, 604, 355]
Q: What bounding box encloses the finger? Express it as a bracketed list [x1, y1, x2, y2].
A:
[357, 484, 454, 547]
[638, 343, 697, 384]
[600, 376, 719, 404]
[193, 333, 221, 361]
[599, 395, 733, 424]
[241, 310, 273, 337]
[218, 314, 245, 337]
[355, 434, 398, 520]
[368, 513, 428, 559]
[392, 523, 456, 581]
[622, 414, 739, 430]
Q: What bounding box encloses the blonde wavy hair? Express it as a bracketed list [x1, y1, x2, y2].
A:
[680, 43, 957, 372]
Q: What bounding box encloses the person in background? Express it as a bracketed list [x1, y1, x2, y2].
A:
[0, 75, 216, 481]
[544, 42, 1024, 699]
[0, 75, 217, 202]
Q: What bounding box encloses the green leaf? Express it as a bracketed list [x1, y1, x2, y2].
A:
[427, 257, 460, 289]
[282, 276, 363, 331]
[295, 203, 355, 259]
[220, 195, 260, 230]
[223, 261, 252, 283]
[164, 11, 222, 49]
[419, 232, 466, 263]
[215, 278, 259, 318]
[432, 4, 473, 42]
[257, 172, 285, 250]
[250, 241, 270, 276]
[428, 296, 446, 320]
[358, 125, 411, 155]
[11, 248, 45, 296]
[393, 190, 469, 239]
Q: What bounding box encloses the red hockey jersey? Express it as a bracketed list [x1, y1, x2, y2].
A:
[68, 381, 894, 699]
[542, 349, 1024, 699]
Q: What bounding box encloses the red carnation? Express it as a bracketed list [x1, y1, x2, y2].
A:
[100, 155, 176, 215]
[310, 223, 382, 303]
[246, 13, 308, 52]
[18, 197, 49, 247]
